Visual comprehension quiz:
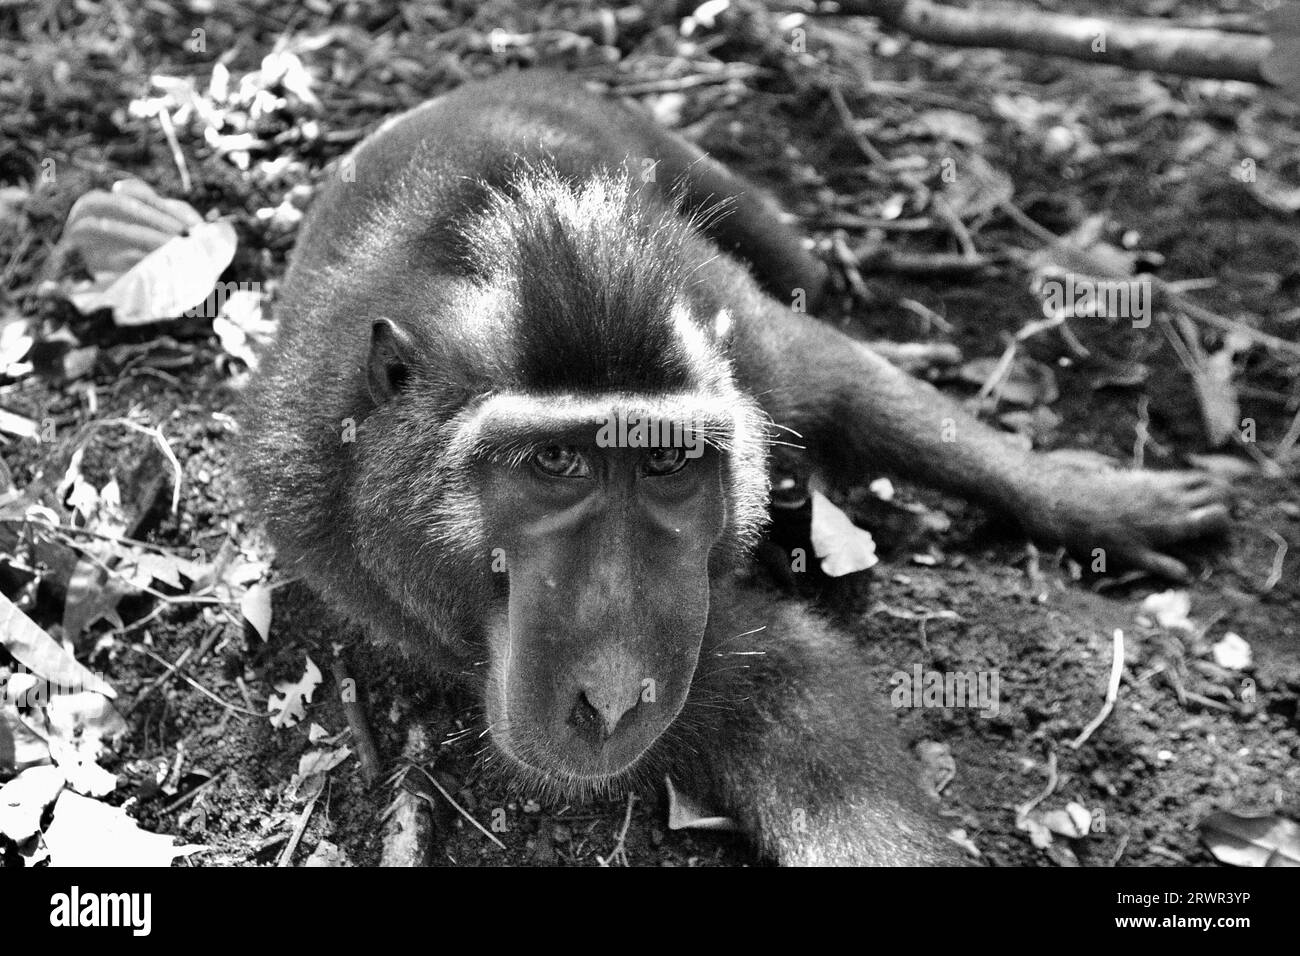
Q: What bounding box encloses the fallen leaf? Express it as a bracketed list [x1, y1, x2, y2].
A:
[665, 775, 737, 831]
[42, 789, 206, 867]
[241, 582, 273, 641]
[267, 655, 321, 729]
[289, 745, 351, 798]
[1040, 802, 1093, 839]
[0, 703, 52, 771]
[71, 221, 237, 326]
[1137, 590, 1194, 632]
[916, 740, 956, 796]
[120, 550, 207, 590]
[0, 316, 33, 378]
[1199, 811, 1300, 867]
[0, 407, 39, 440]
[0, 765, 65, 842]
[0, 592, 116, 697]
[303, 839, 350, 867]
[868, 477, 895, 501]
[1211, 632, 1252, 671]
[914, 109, 985, 147]
[62, 554, 132, 639]
[1017, 813, 1054, 849]
[213, 288, 275, 369]
[42, 691, 127, 797]
[810, 490, 879, 577]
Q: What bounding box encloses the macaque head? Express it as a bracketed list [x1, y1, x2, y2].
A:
[353, 169, 769, 792]
[471, 395, 741, 784]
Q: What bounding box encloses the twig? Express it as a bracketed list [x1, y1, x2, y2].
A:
[1133, 395, 1149, 469]
[126, 623, 224, 714]
[608, 64, 762, 96]
[597, 793, 637, 867]
[411, 763, 506, 850]
[1262, 530, 1288, 593]
[827, 83, 889, 166]
[931, 194, 977, 259]
[125, 647, 192, 715]
[162, 768, 228, 815]
[1071, 629, 1125, 749]
[857, 247, 1002, 277]
[1015, 750, 1058, 821]
[156, 108, 192, 194]
[85, 418, 183, 513]
[1272, 403, 1300, 464]
[1003, 201, 1300, 360]
[130, 644, 260, 716]
[49, 528, 218, 607]
[332, 655, 382, 785]
[277, 785, 322, 867]
[897, 298, 955, 335]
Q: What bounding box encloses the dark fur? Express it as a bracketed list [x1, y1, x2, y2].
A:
[241, 71, 1229, 865]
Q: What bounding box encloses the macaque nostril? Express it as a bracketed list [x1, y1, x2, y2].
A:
[568, 688, 637, 743]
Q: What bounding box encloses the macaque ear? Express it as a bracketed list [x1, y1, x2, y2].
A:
[368, 318, 412, 403]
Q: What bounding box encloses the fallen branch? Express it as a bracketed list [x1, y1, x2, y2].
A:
[856, 246, 1004, 277]
[832, 0, 1288, 88]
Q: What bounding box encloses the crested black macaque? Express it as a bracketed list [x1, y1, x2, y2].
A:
[241, 71, 1230, 865]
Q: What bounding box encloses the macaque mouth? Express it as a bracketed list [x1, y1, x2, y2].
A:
[494, 736, 648, 785]
[489, 714, 669, 785]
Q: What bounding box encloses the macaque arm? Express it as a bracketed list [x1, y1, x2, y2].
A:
[679, 593, 966, 866]
[726, 282, 1231, 579]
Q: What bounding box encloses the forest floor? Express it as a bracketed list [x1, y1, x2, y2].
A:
[0, 0, 1297, 867]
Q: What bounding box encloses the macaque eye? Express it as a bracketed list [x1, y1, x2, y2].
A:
[644, 447, 689, 477]
[533, 444, 590, 478]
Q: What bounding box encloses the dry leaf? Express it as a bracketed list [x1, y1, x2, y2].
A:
[1199, 811, 1300, 867]
[42, 789, 206, 867]
[665, 775, 737, 831]
[0, 592, 116, 697]
[810, 490, 879, 577]
[72, 221, 237, 326]
[0, 764, 65, 842]
[268, 655, 321, 729]
[241, 582, 273, 641]
[1137, 590, 1194, 632]
[1211, 632, 1252, 671]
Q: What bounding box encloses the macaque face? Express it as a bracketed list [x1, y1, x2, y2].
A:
[476, 406, 728, 785]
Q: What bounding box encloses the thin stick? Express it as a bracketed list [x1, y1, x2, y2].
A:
[163, 768, 228, 815]
[1015, 751, 1058, 821]
[156, 108, 192, 194]
[597, 793, 637, 867]
[277, 786, 322, 867]
[411, 764, 506, 850]
[1262, 530, 1288, 593]
[1071, 629, 1125, 749]
[130, 644, 260, 716]
[332, 655, 382, 785]
[827, 83, 889, 166]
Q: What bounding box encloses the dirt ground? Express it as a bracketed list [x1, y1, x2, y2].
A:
[1, 0, 1297, 867]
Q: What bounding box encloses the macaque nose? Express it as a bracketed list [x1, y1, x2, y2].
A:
[568, 686, 639, 743]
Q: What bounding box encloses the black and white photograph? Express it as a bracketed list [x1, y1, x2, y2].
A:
[0, 0, 1296, 913]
